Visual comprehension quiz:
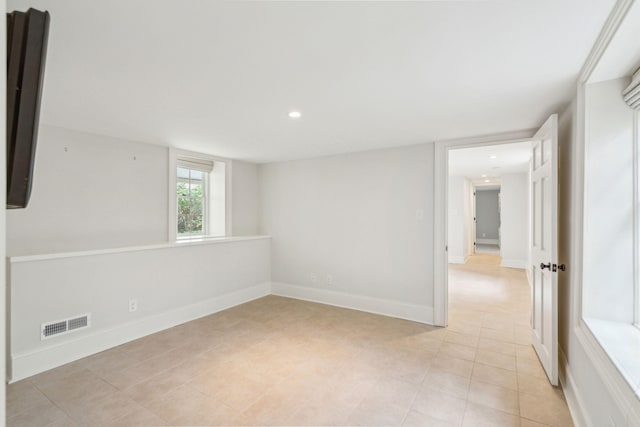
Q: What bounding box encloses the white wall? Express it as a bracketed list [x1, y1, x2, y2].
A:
[500, 173, 529, 269]
[448, 176, 472, 264]
[5, 125, 264, 382]
[259, 143, 435, 322]
[1, 0, 7, 419]
[556, 99, 616, 427]
[231, 160, 259, 236]
[9, 237, 271, 381]
[7, 125, 261, 256]
[583, 78, 635, 323]
[558, 101, 574, 390]
[7, 125, 169, 255]
[557, 96, 635, 427]
[464, 179, 474, 257]
[209, 161, 227, 237]
[475, 189, 500, 242]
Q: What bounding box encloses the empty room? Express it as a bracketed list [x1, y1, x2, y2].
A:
[2, 0, 640, 426]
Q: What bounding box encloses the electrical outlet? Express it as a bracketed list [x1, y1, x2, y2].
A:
[129, 299, 138, 313]
[310, 273, 318, 283]
[326, 274, 333, 285]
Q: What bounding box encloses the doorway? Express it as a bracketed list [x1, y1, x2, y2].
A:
[446, 140, 531, 270]
[434, 115, 560, 387]
[434, 134, 535, 327]
[474, 186, 501, 255]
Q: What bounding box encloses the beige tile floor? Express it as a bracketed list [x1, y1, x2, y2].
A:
[7, 256, 574, 427]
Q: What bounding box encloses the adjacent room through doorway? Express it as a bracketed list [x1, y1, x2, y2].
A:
[447, 141, 531, 269]
[441, 136, 572, 422]
[474, 186, 501, 255]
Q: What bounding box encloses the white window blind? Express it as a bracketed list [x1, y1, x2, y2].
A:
[623, 67, 640, 110]
[177, 156, 214, 173]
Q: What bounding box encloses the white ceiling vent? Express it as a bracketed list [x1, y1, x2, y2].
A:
[41, 314, 91, 340]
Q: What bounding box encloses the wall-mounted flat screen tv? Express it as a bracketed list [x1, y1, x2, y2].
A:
[7, 8, 50, 209]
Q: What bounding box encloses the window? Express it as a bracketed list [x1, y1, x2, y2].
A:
[581, 76, 640, 393]
[176, 161, 210, 237]
[169, 150, 229, 240]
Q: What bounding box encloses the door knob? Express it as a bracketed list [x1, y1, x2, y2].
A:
[540, 262, 551, 270]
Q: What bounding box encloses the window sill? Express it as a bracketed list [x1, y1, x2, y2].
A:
[8, 235, 271, 263]
[176, 235, 225, 243]
[583, 317, 640, 398]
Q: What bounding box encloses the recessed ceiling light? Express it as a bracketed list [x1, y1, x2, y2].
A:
[489, 155, 497, 159]
[288, 111, 301, 119]
[481, 174, 487, 178]
[484, 179, 490, 183]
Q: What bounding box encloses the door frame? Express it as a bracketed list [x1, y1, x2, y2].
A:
[433, 130, 536, 327]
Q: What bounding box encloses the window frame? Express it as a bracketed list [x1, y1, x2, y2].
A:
[168, 148, 232, 241]
[577, 79, 640, 407]
[567, 1, 640, 422]
[176, 166, 209, 238]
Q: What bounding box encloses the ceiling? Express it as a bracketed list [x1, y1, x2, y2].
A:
[448, 141, 532, 186]
[9, 0, 615, 163]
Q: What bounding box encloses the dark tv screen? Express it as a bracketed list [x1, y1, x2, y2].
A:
[6, 8, 50, 209]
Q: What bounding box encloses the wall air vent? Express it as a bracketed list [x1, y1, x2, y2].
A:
[41, 313, 91, 340]
[42, 321, 66, 338]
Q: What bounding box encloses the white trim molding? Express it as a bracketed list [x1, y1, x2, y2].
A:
[271, 282, 434, 325]
[8, 235, 271, 263]
[448, 256, 468, 265]
[476, 238, 499, 245]
[168, 148, 233, 241]
[563, 2, 640, 426]
[559, 347, 592, 427]
[10, 282, 272, 382]
[578, 0, 635, 84]
[573, 323, 640, 426]
[433, 142, 448, 327]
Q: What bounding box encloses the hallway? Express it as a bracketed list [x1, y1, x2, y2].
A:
[447, 256, 573, 426]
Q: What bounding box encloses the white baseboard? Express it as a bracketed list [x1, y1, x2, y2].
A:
[572, 323, 640, 427]
[448, 256, 468, 264]
[12, 281, 437, 381]
[10, 282, 271, 382]
[476, 238, 499, 245]
[271, 282, 434, 325]
[501, 259, 526, 269]
[559, 347, 591, 427]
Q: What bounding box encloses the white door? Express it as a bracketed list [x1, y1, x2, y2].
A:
[472, 188, 477, 254]
[469, 184, 476, 255]
[530, 114, 559, 386]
